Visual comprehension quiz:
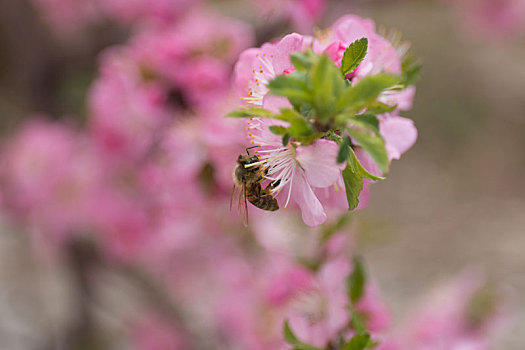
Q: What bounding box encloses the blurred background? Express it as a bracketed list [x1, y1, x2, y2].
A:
[0, 0, 524, 349]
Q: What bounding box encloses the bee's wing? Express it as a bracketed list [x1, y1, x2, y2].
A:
[238, 182, 249, 226]
[231, 181, 249, 226]
[230, 183, 237, 211]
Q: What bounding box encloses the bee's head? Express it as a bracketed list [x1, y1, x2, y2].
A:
[237, 154, 259, 166]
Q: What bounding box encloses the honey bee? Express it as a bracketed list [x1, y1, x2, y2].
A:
[231, 149, 279, 226]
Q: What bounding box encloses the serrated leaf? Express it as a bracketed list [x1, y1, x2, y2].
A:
[283, 321, 324, 350]
[341, 38, 368, 76]
[343, 334, 370, 350]
[311, 54, 345, 122]
[347, 127, 389, 174]
[337, 136, 351, 163]
[347, 146, 384, 181]
[269, 125, 288, 135]
[337, 74, 400, 112]
[342, 164, 363, 211]
[347, 256, 366, 303]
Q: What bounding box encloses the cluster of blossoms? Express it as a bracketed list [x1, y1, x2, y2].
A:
[231, 15, 418, 226]
[0, 1, 507, 349]
[30, 0, 324, 38]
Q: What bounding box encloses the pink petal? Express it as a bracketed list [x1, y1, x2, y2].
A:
[296, 139, 344, 188]
[292, 170, 327, 227]
[332, 15, 375, 43]
[273, 33, 304, 74]
[380, 116, 418, 160]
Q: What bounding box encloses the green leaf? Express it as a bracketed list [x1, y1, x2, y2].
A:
[347, 147, 385, 181]
[311, 54, 345, 122]
[342, 164, 363, 211]
[282, 133, 291, 147]
[294, 132, 325, 146]
[401, 53, 422, 86]
[340, 38, 368, 76]
[343, 334, 371, 350]
[337, 136, 351, 163]
[283, 321, 324, 350]
[347, 256, 366, 303]
[269, 125, 288, 135]
[347, 127, 389, 174]
[268, 73, 313, 104]
[349, 113, 379, 135]
[349, 309, 367, 335]
[227, 108, 278, 119]
[279, 108, 314, 137]
[365, 101, 397, 115]
[337, 74, 400, 112]
[321, 213, 352, 242]
[291, 51, 316, 71]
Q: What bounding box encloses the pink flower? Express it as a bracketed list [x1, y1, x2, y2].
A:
[383, 269, 508, 350]
[451, 0, 525, 37]
[131, 314, 188, 350]
[234, 18, 418, 224]
[250, 0, 325, 32]
[248, 117, 345, 226]
[355, 282, 392, 332]
[235, 34, 346, 226]
[286, 257, 351, 347]
[88, 46, 170, 162]
[130, 9, 254, 111]
[99, 0, 199, 27]
[0, 119, 100, 245]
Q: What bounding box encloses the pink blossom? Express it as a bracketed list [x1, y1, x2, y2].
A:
[88, 46, 170, 162]
[286, 257, 351, 347]
[131, 314, 188, 350]
[247, 118, 345, 226]
[235, 34, 346, 226]
[99, 0, 199, 27]
[130, 10, 254, 111]
[452, 0, 525, 37]
[250, 0, 325, 32]
[385, 269, 507, 350]
[234, 19, 417, 224]
[0, 119, 98, 244]
[355, 282, 392, 332]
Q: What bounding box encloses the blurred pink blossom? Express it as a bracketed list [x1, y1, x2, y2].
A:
[251, 0, 325, 32]
[0, 119, 98, 245]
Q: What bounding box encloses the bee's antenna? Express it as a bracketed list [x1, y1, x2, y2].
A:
[245, 146, 258, 155]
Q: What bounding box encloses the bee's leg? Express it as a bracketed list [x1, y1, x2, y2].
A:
[264, 179, 280, 191]
[245, 145, 258, 155]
